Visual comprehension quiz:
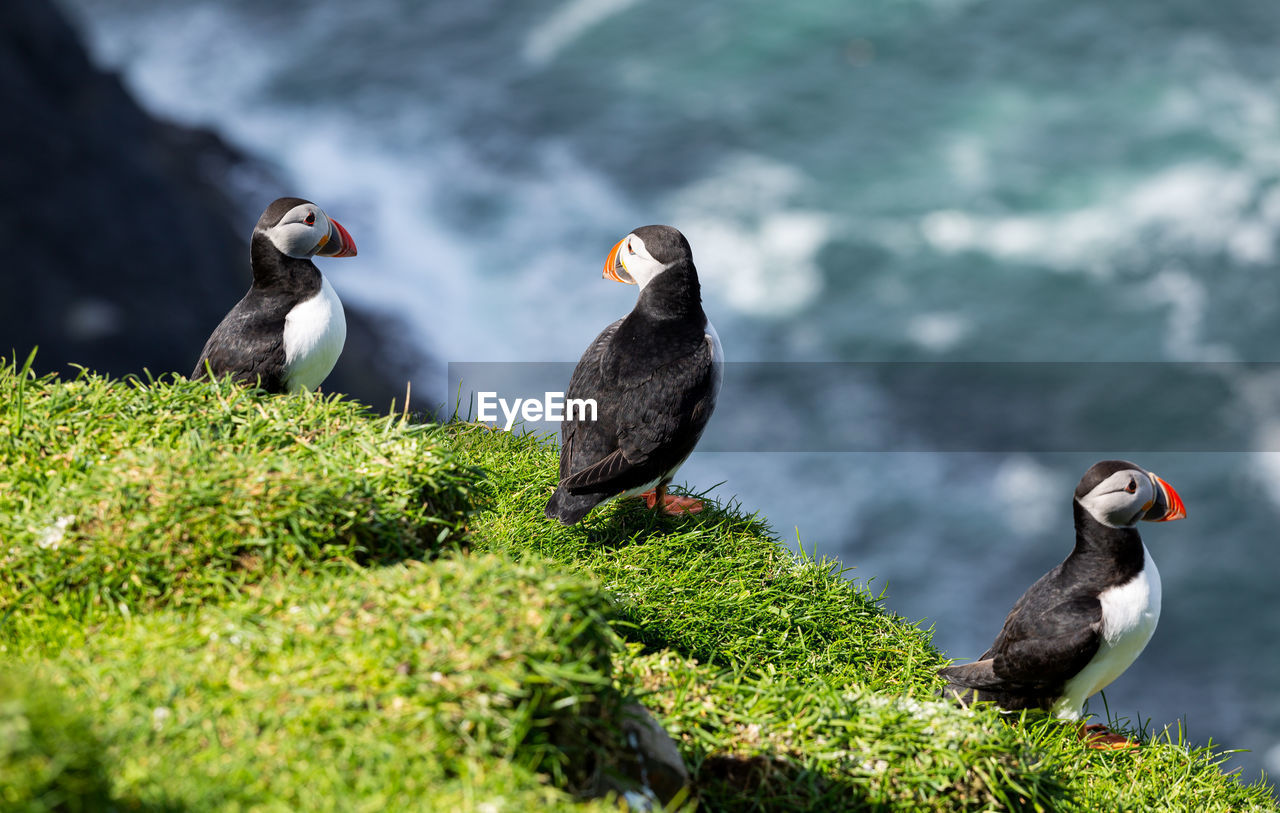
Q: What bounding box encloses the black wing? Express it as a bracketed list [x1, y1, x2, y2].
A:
[987, 595, 1102, 688]
[191, 292, 288, 392]
[557, 319, 718, 496]
[557, 319, 624, 483]
[941, 567, 1103, 695]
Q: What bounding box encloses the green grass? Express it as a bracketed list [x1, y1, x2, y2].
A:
[0, 670, 114, 812]
[444, 423, 940, 695]
[0, 360, 1274, 811]
[0, 355, 477, 645]
[20, 556, 625, 811]
[624, 648, 1065, 810]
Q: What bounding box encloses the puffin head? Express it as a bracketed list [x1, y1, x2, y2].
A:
[256, 197, 357, 260]
[603, 225, 692, 291]
[1074, 459, 1186, 528]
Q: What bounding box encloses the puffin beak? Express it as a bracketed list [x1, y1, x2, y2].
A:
[602, 238, 635, 284]
[315, 217, 357, 258]
[1143, 473, 1186, 522]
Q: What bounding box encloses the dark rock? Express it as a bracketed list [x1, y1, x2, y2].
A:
[591, 703, 691, 809]
[0, 0, 421, 409]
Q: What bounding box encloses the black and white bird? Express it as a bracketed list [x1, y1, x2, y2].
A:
[192, 197, 356, 393]
[938, 459, 1186, 747]
[545, 225, 722, 525]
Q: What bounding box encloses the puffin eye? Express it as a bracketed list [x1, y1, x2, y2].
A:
[627, 239, 636, 255]
[304, 212, 316, 226]
[1126, 478, 1137, 494]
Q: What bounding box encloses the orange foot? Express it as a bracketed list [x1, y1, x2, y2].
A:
[1080, 723, 1138, 750]
[639, 490, 704, 515]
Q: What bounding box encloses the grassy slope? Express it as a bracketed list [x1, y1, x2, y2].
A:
[0, 360, 1273, 811]
[449, 424, 1275, 812]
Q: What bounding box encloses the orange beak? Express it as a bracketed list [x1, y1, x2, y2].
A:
[316, 217, 357, 258]
[602, 237, 634, 284]
[1147, 474, 1186, 522]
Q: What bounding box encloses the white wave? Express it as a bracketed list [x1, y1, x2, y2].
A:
[905, 312, 970, 352]
[991, 456, 1061, 536]
[523, 0, 642, 67]
[64, 3, 273, 131]
[914, 37, 1280, 282]
[920, 162, 1272, 273]
[1139, 269, 1238, 362]
[669, 155, 831, 317]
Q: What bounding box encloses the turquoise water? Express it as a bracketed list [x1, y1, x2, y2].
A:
[60, 0, 1280, 785]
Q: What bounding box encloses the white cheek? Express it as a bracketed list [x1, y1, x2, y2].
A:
[629, 258, 666, 290]
[267, 224, 319, 258]
[1079, 492, 1126, 527]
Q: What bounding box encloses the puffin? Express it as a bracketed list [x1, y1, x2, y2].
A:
[938, 459, 1186, 748]
[545, 225, 723, 525]
[191, 197, 356, 393]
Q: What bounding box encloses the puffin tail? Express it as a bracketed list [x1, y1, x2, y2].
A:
[937, 680, 983, 706]
[937, 660, 1044, 712]
[544, 487, 607, 525]
[936, 660, 998, 706]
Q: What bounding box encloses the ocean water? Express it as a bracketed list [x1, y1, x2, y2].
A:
[58, 0, 1280, 786]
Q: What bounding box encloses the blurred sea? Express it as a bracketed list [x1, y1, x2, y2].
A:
[58, 0, 1280, 786]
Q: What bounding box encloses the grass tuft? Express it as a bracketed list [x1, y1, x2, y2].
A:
[626, 648, 1069, 811]
[0, 363, 479, 644]
[19, 556, 626, 811]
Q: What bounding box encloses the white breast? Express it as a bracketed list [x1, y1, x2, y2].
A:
[1052, 545, 1162, 720]
[282, 274, 347, 393]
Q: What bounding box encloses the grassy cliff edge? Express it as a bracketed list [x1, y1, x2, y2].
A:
[0, 360, 1273, 811]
